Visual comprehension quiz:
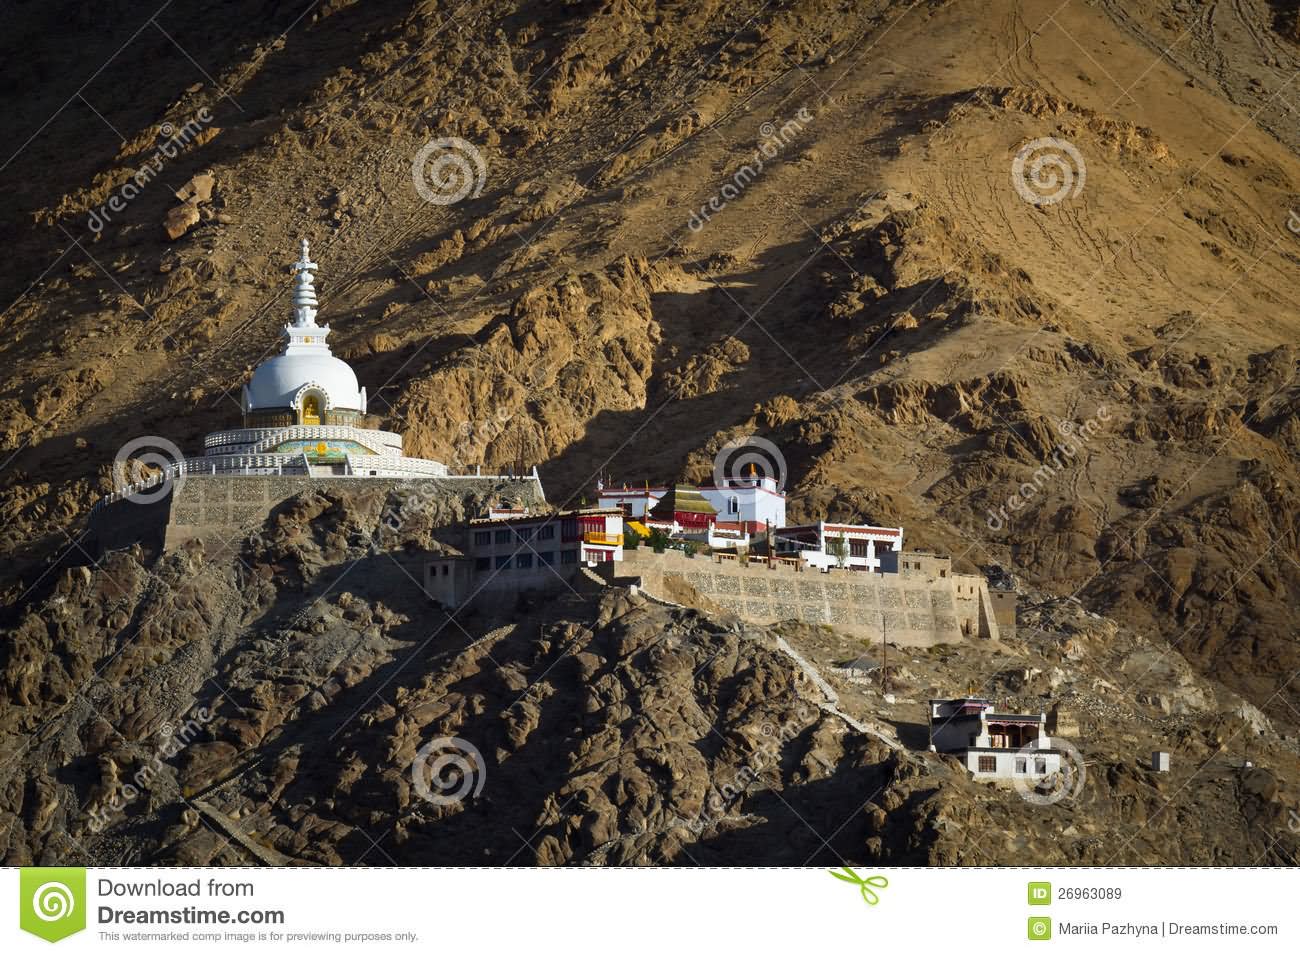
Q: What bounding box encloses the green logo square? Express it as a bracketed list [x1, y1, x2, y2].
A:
[1028, 916, 1052, 941]
[19, 867, 86, 942]
[1028, 881, 1052, 905]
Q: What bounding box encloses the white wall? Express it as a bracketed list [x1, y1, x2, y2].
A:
[965, 750, 1062, 779]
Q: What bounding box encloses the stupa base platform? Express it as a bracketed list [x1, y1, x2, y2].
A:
[87, 473, 546, 559]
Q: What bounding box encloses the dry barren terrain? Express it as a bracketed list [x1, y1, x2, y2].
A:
[1, 0, 1299, 865]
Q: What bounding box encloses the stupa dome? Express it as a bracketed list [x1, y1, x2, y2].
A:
[245, 351, 363, 412]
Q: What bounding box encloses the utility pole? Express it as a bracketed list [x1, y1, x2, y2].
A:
[881, 612, 888, 694]
[766, 519, 774, 568]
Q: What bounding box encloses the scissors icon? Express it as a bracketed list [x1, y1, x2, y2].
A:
[829, 867, 889, 905]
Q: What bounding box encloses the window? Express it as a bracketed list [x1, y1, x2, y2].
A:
[537, 525, 555, 540]
[850, 540, 868, 557]
[474, 531, 491, 546]
[475, 557, 490, 571]
[1015, 758, 1027, 774]
[727, 496, 739, 515]
[560, 549, 578, 564]
[538, 551, 554, 565]
[494, 555, 510, 569]
[939, 569, 947, 577]
[516, 554, 533, 569]
[977, 755, 996, 773]
[441, 565, 449, 576]
[495, 530, 512, 544]
[1035, 758, 1048, 775]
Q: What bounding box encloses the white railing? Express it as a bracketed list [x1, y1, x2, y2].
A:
[203, 425, 404, 455]
[91, 454, 541, 513]
[91, 454, 312, 511]
[343, 454, 448, 477]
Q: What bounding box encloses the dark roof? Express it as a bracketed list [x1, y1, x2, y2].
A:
[649, 485, 717, 519]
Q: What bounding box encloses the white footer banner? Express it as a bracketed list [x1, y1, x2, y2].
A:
[6, 867, 1294, 952]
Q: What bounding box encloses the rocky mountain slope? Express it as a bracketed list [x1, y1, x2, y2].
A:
[3, 486, 1297, 866]
[1, 0, 1299, 863]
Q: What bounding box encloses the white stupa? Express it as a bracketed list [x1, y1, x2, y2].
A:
[241, 239, 367, 424]
[186, 240, 449, 479]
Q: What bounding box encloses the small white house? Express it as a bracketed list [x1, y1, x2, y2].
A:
[775, 521, 903, 572]
[928, 697, 1062, 780]
[595, 482, 666, 519]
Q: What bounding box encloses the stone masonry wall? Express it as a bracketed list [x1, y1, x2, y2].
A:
[89, 475, 545, 557]
[611, 549, 1006, 647]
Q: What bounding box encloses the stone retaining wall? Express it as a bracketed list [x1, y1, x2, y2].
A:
[89, 475, 545, 558]
[610, 548, 1008, 647]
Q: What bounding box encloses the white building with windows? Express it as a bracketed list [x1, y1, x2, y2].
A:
[928, 697, 1062, 780]
[596, 475, 785, 534]
[774, 521, 903, 571]
[423, 508, 624, 608]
